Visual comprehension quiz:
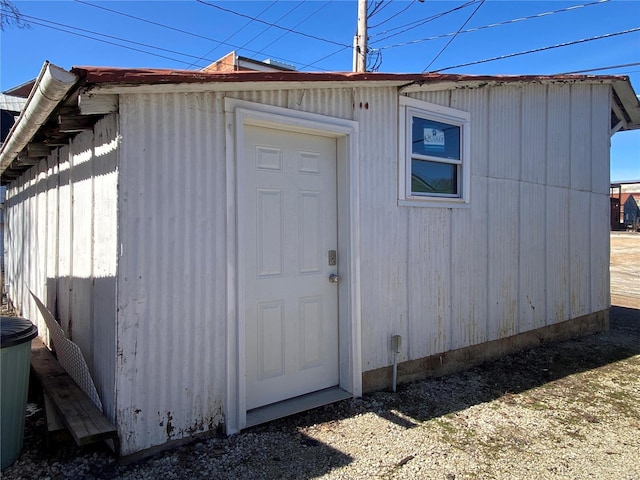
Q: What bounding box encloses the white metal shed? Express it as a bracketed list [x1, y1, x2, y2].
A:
[1, 62, 639, 457]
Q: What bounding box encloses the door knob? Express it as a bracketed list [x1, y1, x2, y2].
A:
[329, 274, 340, 284]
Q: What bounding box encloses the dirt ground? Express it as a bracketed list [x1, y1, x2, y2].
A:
[610, 232, 640, 309]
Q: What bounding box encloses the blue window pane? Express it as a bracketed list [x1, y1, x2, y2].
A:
[412, 117, 460, 160]
[411, 159, 458, 195]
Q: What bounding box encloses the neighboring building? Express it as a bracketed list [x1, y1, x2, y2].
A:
[611, 181, 640, 228]
[201, 50, 295, 73]
[1, 93, 27, 142]
[1, 61, 639, 457]
[623, 193, 640, 228]
[1, 93, 27, 276]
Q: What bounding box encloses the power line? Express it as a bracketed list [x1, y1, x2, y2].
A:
[251, 1, 335, 56]
[368, 1, 393, 19]
[74, 0, 319, 71]
[297, 46, 351, 70]
[374, 0, 610, 50]
[0, 9, 196, 66]
[369, 1, 417, 30]
[370, 0, 479, 41]
[194, 0, 350, 48]
[423, 0, 485, 72]
[433, 27, 640, 72]
[239, 1, 305, 52]
[559, 62, 640, 74]
[185, 1, 279, 69]
[9, 11, 219, 63]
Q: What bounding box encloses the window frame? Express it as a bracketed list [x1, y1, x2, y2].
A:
[398, 96, 471, 207]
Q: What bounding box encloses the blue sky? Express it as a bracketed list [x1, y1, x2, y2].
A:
[1, 0, 638, 180]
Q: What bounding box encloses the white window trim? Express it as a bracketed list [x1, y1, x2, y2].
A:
[398, 96, 471, 208]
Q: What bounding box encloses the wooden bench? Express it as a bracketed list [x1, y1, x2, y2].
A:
[30, 338, 119, 452]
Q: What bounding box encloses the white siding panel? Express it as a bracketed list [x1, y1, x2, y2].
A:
[450, 176, 489, 349]
[546, 85, 571, 188]
[5, 183, 18, 306]
[24, 170, 36, 321]
[487, 178, 519, 340]
[591, 85, 611, 195]
[546, 186, 570, 323]
[70, 132, 95, 368]
[451, 88, 489, 178]
[4, 121, 120, 421]
[292, 87, 356, 120]
[354, 88, 409, 371]
[521, 85, 547, 185]
[91, 114, 119, 420]
[519, 182, 547, 332]
[569, 189, 592, 318]
[45, 154, 60, 347]
[117, 92, 226, 455]
[407, 208, 451, 358]
[489, 86, 521, 181]
[570, 85, 592, 192]
[591, 193, 610, 311]
[411, 90, 451, 107]
[229, 88, 356, 121]
[57, 147, 72, 333]
[33, 160, 48, 338]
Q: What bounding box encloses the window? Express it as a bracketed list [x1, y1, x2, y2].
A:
[399, 96, 470, 207]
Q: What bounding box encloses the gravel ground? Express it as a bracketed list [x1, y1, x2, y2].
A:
[2, 233, 639, 480]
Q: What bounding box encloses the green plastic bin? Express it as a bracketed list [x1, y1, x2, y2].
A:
[1, 316, 38, 470]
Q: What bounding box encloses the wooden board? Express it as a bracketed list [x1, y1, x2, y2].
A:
[30, 339, 118, 447]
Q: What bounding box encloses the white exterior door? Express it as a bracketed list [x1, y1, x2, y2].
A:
[243, 125, 340, 410]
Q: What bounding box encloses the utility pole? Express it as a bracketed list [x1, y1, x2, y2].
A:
[353, 0, 367, 72]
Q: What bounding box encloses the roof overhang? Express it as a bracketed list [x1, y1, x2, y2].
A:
[2, 63, 639, 185]
[0, 62, 79, 182]
[610, 78, 640, 131]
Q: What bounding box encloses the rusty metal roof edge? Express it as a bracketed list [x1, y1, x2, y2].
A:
[70, 66, 631, 86]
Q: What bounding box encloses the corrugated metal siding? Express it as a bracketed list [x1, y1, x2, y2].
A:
[591, 193, 610, 311]
[117, 91, 227, 455]
[569, 189, 592, 318]
[487, 178, 520, 340]
[489, 86, 522, 181]
[46, 155, 59, 344]
[70, 130, 94, 367]
[354, 87, 409, 369]
[547, 85, 571, 187]
[4, 114, 119, 421]
[34, 160, 48, 338]
[115, 87, 365, 454]
[590, 85, 611, 195]
[546, 185, 571, 323]
[407, 208, 451, 357]
[451, 88, 489, 178]
[91, 115, 119, 420]
[571, 84, 592, 192]
[450, 176, 489, 349]
[519, 181, 547, 333]
[57, 146, 72, 333]
[404, 81, 611, 347]
[521, 84, 547, 185]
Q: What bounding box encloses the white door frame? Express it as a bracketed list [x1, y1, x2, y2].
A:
[224, 97, 362, 434]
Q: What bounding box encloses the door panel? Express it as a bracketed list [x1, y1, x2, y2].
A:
[244, 125, 339, 410]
